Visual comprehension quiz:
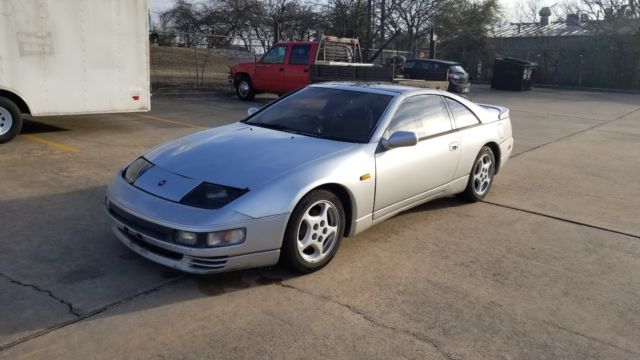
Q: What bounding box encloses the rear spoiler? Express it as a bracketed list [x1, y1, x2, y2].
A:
[478, 104, 510, 120]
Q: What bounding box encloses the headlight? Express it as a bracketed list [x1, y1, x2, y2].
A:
[123, 157, 153, 184]
[180, 182, 248, 209]
[174, 228, 245, 247]
[207, 228, 245, 246]
[176, 230, 198, 246]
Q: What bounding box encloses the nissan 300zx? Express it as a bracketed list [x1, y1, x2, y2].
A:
[106, 83, 513, 274]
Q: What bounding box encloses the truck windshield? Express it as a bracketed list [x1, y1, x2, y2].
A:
[244, 87, 393, 143]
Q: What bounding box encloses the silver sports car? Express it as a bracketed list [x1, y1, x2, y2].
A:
[106, 83, 513, 274]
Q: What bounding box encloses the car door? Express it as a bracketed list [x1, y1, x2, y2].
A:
[254, 44, 288, 93]
[429, 62, 448, 81]
[282, 44, 312, 93]
[403, 60, 417, 78]
[412, 61, 431, 80]
[374, 95, 461, 220]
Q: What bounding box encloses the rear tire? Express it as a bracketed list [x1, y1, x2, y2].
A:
[457, 146, 496, 202]
[281, 190, 345, 273]
[235, 75, 255, 101]
[0, 97, 23, 144]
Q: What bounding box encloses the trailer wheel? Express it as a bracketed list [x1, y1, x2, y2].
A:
[0, 97, 23, 144]
[235, 75, 256, 101]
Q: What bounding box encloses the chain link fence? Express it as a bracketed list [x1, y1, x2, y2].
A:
[149, 32, 426, 91]
[150, 32, 266, 91]
[439, 37, 640, 91]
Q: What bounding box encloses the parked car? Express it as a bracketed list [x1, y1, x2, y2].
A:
[106, 83, 513, 274]
[403, 59, 470, 94]
[229, 36, 393, 100]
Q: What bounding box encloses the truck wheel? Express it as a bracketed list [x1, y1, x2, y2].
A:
[235, 75, 255, 101]
[0, 97, 23, 144]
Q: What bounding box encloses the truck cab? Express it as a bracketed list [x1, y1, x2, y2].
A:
[231, 41, 319, 100]
[230, 36, 367, 100]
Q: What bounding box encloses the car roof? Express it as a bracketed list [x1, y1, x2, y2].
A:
[407, 59, 461, 65]
[311, 82, 439, 96]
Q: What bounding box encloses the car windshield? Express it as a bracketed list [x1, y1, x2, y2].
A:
[244, 87, 393, 143]
[451, 65, 466, 73]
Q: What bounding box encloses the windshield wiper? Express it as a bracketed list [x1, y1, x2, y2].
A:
[248, 123, 291, 132]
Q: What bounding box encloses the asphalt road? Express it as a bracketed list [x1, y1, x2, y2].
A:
[1, 85, 639, 359]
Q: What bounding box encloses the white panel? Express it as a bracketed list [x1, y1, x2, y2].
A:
[0, 0, 150, 115]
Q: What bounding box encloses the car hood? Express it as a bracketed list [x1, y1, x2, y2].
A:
[143, 122, 356, 190]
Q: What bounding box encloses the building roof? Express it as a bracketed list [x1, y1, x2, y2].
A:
[492, 22, 593, 38]
[492, 18, 639, 38]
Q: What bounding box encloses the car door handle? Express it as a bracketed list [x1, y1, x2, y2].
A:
[449, 142, 459, 151]
[279, 68, 285, 72]
[303, 69, 309, 73]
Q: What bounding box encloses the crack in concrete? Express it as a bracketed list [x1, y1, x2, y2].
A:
[0, 272, 80, 317]
[510, 106, 640, 159]
[0, 275, 185, 352]
[481, 201, 640, 240]
[540, 320, 640, 357]
[277, 282, 459, 360]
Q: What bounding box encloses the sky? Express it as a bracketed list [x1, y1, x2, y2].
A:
[149, 0, 555, 26]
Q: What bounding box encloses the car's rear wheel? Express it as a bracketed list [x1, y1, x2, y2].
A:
[457, 146, 496, 202]
[0, 97, 23, 144]
[235, 75, 255, 101]
[281, 190, 345, 273]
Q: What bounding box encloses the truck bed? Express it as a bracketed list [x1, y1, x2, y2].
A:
[310, 64, 394, 83]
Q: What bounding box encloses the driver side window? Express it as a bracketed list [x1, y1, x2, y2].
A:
[385, 95, 452, 139]
[262, 45, 287, 64]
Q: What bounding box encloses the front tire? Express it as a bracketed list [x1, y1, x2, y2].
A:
[281, 190, 345, 273]
[235, 75, 255, 101]
[457, 146, 496, 202]
[0, 97, 23, 144]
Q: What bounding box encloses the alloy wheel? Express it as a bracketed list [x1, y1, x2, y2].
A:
[296, 200, 340, 263]
[473, 153, 493, 196]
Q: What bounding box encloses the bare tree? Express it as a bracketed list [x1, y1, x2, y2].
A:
[389, 0, 447, 55]
[160, 0, 202, 46]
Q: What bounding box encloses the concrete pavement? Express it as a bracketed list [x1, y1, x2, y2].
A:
[1, 85, 639, 359]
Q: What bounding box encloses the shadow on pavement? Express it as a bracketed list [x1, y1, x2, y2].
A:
[0, 184, 466, 347]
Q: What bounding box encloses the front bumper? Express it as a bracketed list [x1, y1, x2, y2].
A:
[449, 82, 470, 94]
[112, 221, 280, 274]
[106, 175, 288, 274]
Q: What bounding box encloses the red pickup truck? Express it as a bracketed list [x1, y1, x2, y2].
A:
[229, 36, 392, 100]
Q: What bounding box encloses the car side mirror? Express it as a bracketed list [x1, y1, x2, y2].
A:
[382, 131, 418, 150]
[247, 107, 259, 116]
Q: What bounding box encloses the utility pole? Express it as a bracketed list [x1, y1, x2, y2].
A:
[193, 32, 199, 87]
[273, 21, 279, 44]
[366, 0, 372, 60]
[380, 0, 386, 63]
[429, 28, 436, 59]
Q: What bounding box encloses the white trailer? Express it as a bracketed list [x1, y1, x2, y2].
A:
[0, 0, 150, 143]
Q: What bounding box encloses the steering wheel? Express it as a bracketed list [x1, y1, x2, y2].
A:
[300, 114, 323, 135]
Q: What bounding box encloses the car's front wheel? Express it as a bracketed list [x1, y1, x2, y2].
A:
[281, 190, 345, 273]
[457, 146, 496, 202]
